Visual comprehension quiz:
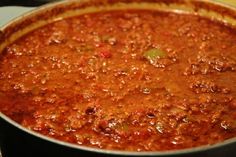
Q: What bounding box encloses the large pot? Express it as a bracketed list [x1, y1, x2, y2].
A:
[0, 0, 236, 157]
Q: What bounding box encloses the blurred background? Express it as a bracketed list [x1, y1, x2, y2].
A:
[0, 0, 236, 7]
[0, 0, 60, 6]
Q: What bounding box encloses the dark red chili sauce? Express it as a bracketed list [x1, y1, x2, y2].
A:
[0, 9, 236, 151]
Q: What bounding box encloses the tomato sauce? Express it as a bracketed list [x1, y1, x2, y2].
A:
[0, 10, 236, 151]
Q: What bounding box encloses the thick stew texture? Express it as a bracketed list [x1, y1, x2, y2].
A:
[0, 10, 236, 151]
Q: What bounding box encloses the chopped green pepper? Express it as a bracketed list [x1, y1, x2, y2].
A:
[83, 45, 94, 51]
[102, 35, 111, 42]
[122, 123, 129, 131]
[143, 48, 166, 62]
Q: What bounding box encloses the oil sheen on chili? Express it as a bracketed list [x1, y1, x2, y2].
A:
[0, 9, 236, 151]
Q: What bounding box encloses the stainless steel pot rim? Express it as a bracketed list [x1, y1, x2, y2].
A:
[1, 112, 236, 156]
[1, 0, 236, 31]
[1, 0, 236, 156]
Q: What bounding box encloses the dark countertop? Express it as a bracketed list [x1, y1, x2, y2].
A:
[0, 0, 58, 6]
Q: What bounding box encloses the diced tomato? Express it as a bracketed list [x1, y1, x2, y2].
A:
[99, 50, 112, 58]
